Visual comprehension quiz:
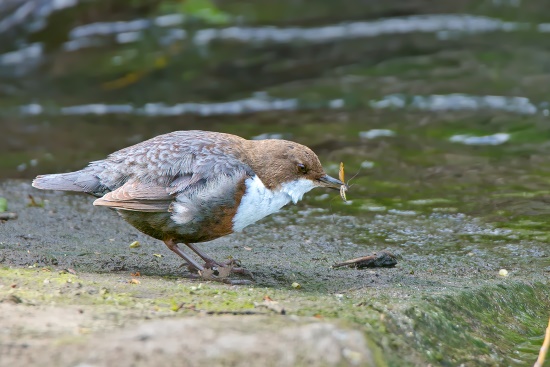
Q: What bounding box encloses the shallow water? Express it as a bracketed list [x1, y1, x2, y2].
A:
[1, 1, 550, 365]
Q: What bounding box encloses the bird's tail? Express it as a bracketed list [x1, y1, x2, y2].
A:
[32, 170, 102, 193]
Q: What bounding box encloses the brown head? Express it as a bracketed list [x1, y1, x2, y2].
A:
[245, 139, 345, 192]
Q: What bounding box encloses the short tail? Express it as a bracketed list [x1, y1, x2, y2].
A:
[32, 170, 102, 193]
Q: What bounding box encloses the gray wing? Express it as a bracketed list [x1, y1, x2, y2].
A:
[92, 182, 173, 212]
[90, 131, 253, 213]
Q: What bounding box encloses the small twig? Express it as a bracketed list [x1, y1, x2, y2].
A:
[254, 296, 286, 315]
[332, 251, 398, 269]
[0, 212, 17, 220]
[534, 316, 550, 367]
[204, 310, 261, 315]
[173, 303, 265, 315]
[27, 194, 44, 207]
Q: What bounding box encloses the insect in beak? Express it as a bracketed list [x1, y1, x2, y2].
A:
[339, 162, 347, 202]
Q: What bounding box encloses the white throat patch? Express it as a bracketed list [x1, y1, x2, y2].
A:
[232, 175, 316, 232]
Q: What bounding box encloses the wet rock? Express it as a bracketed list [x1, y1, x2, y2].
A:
[9, 317, 379, 367]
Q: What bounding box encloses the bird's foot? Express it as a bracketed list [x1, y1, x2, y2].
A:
[197, 268, 254, 285]
[203, 258, 254, 278]
[203, 257, 240, 269]
[196, 259, 254, 284]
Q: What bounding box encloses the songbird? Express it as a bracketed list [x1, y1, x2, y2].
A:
[32, 130, 346, 283]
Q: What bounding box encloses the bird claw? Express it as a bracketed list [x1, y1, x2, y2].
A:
[197, 269, 254, 285]
[197, 259, 254, 283]
[204, 258, 241, 269]
[231, 267, 254, 278]
[216, 265, 232, 279]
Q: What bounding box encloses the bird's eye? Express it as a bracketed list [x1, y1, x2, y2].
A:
[297, 164, 308, 174]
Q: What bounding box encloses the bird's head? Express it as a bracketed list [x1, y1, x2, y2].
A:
[248, 139, 346, 203]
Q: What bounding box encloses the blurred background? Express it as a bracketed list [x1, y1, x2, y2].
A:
[1, 0, 550, 223]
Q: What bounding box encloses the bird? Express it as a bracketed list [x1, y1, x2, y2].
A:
[32, 130, 346, 283]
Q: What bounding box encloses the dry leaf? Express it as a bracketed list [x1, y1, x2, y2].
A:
[217, 265, 232, 279]
[254, 295, 285, 314]
[199, 268, 214, 280]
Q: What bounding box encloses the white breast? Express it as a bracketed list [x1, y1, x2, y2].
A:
[232, 175, 316, 232]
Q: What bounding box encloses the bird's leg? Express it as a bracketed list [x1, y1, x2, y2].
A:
[185, 243, 253, 278]
[163, 239, 204, 272]
[185, 243, 231, 268]
[163, 239, 252, 283]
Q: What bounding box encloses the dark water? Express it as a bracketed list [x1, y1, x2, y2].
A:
[3, 0, 550, 223]
[1, 0, 550, 365]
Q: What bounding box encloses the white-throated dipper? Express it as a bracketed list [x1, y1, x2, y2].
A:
[32, 130, 346, 283]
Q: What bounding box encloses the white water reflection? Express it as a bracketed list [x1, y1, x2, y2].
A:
[192, 15, 524, 46]
[0, 13, 546, 66]
[63, 14, 527, 52]
[449, 133, 510, 146]
[370, 94, 538, 115]
[359, 129, 396, 139]
[0, 0, 78, 33]
[15, 93, 547, 117]
[53, 14, 533, 53]
[0, 43, 42, 65]
[71, 19, 164, 39]
[19, 93, 303, 117]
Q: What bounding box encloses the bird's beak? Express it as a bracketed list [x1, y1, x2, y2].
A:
[318, 174, 346, 190]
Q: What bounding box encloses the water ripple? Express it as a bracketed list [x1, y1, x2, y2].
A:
[449, 133, 510, 146]
[370, 94, 539, 115]
[18, 93, 302, 117]
[12, 93, 548, 117]
[0, 13, 544, 67]
[192, 15, 524, 46]
[62, 14, 528, 52]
